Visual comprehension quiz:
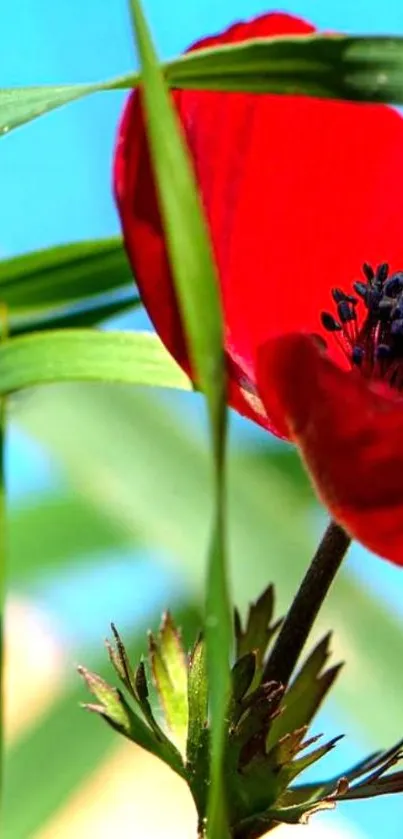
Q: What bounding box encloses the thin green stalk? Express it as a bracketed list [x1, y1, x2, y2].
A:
[0, 306, 7, 818]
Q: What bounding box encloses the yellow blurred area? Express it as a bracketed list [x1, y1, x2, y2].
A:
[5, 598, 363, 839]
[5, 597, 65, 744]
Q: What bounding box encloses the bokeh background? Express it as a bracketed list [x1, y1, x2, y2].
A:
[3, 1, 403, 837]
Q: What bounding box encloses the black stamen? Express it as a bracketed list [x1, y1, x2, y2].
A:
[392, 305, 403, 321]
[352, 346, 364, 365]
[321, 312, 341, 332]
[375, 263, 389, 284]
[391, 318, 403, 336]
[331, 287, 347, 303]
[362, 263, 374, 282]
[321, 261, 403, 391]
[383, 272, 403, 298]
[337, 300, 356, 323]
[376, 344, 391, 360]
[353, 281, 368, 300]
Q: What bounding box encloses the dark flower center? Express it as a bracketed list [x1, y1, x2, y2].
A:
[320, 262, 403, 390]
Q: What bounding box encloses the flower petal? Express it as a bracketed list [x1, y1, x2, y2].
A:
[114, 11, 403, 434]
[257, 333, 403, 564]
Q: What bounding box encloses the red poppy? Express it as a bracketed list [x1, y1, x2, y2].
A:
[114, 12, 403, 565]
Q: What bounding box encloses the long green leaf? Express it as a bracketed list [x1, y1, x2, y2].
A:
[0, 330, 191, 394]
[128, 3, 230, 836]
[0, 238, 132, 310]
[0, 237, 139, 336]
[3, 34, 403, 135]
[11, 292, 139, 337]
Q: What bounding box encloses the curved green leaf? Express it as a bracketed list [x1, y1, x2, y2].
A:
[0, 238, 132, 310]
[3, 34, 403, 135]
[0, 330, 191, 394]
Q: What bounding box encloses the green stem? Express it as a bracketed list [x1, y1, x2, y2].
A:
[0, 393, 6, 815]
[0, 307, 7, 818]
[263, 520, 351, 687]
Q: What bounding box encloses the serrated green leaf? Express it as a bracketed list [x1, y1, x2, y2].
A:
[5, 608, 200, 839]
[78, 666, 151, 745]
[187, 636, 210, 818]
[133, 659, 167, 741]
[282, 736, 343, 786]
[235, 585, 281, 672]
[0, 329, 191, 395]
[106, 623, 138, 698]
[187, 636, 208, 758]
[149, 613, 188, 757]
[339, 772, 403, 800]
[231, 653, 257, 705]
[267, 635, 341, 748]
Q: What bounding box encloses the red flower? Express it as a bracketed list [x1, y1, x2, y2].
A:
[114, 12, 403, 565]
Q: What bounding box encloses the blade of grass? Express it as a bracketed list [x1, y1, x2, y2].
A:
[127, 2, 231, 834]
[4, 34, 403, 135]
[10, 290, 139, 337]
[0, 238, 132, 310]
[0, 330, 191, 395]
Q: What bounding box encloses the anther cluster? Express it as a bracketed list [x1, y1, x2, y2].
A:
[320, 262, 403, 389]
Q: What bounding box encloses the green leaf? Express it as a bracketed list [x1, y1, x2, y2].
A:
[187, 636, 208, 758]
[79, 666, 145, 739]
[0, 238, 132, 310]
[5, 35, 403, 136]
[0, 236, 139, 336]
[235, 585, 281, 672]
[149, 612, 188, 758]
[231, 654, 257, 705]
[0, 330, 191, 394]
[11, 291, 139, 337]
[0, 83, 108, 135]
[128, 3, 230, 837]
[187, 636, 210, 818]
[267, 635, 342, 748]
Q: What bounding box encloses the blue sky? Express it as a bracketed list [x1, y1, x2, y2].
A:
[3, 1, 403, 836]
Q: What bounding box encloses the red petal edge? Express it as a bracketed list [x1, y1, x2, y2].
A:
[256, 333, 403, 565]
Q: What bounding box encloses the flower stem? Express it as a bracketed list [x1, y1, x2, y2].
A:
[263, 520, 351, 687]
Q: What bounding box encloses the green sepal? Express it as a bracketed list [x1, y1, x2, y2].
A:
[235, 585, 282, 677]
[267, 633, 342, 748]
[149, 611, 189, 758]
[187, 635, 210, 817]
